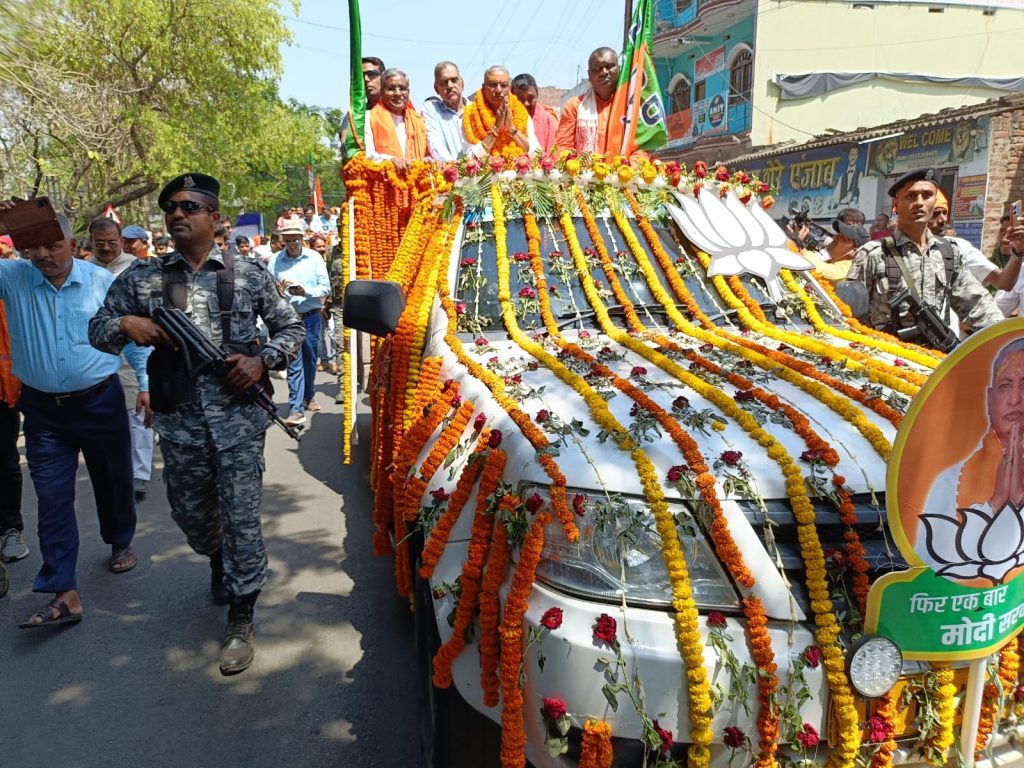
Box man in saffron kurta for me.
[512,73,557,154]
[363,68,429,170]
[555,47,620,155]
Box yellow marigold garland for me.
[929,664,957,765]
[340,200,354,463]
[560,202,863,768]
[579,719,614,768]
[463,91,529,162]
[496,188,714,768]
[779,269,939,370]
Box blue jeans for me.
[287,311,321,414]
[19,376,136,593]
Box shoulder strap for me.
[161,257,189,311]
[880,237,909,302]
[217,249,235,343]
[933,236,955,286]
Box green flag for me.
[609,0,667,154]
[343,0,366,160]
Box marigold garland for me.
[499,513,550,768]
[579,719,614,768]
[391,383,453,522]
[480,493,516,707]
[418,431,492,580]
[399,400,477,520]
[929,664,957,765]
[779,269,939,371]
[561,199,862,768]
[869,690,898,768]
[340,200,354,464]
[432,446,507,688]
[497,189,714,768]
[463,91,529,162]
[977,639,1021,753]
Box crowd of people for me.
[347,46,637,165]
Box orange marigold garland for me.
[479,493,516,707]
[579,719,614,768]
[398,399,477,520]
[869,691,898,768]
[432,445,507,688]
[463,91,529,162]
[418,431,492,580]
[498,513,550,768]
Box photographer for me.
[801,219,870,282]
[845,168,1003,346]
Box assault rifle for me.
[885,288,959,353]
[151,306,301,441]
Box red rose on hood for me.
[540,607,563,630]
[542,697,567,720]
[593,613,617,645]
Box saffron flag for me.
[312,175,324,213]
[608,0,667,156]
[343,0,366,160]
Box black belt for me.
[24,374,116,407]
[301,308,321,318]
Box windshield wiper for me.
[555,303,682,330]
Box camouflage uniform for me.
[846,229,1004,331]
[89,248,303,596]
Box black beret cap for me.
[158,173,220,210]
[887,168,940,198]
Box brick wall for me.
[982,102,1024,255]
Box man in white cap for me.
[268,221,330,427]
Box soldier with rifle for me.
[845,168,1004,351]
[89,173,303,676]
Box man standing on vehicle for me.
[845,168,1004,342]
[89,172,303,675]
[422,61,468,163]
[555,47,621,156]
[929,189,1021,293]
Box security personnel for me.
[89,173,303,675]
[845,168,1003,344]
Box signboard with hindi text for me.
[866,319,1024,660]
[743,144,867,222]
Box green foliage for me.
[0,0,336,228]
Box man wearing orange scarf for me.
[920,339,1024,584]
[364,68,429,170]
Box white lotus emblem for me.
[921,504,1024,584]
[667,190,812,280]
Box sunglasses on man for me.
[162,199,213,215]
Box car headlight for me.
[527,485,740,610]
[847,635,903,698]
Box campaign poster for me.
[743,143,867,221]
[866,117,990,177]
[954,174,987,221]
[692,46,728,140]
[866,320,1024,660]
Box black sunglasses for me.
[363,69,382,79]
[162,199,211,215]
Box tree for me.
[0,0,337,227]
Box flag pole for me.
[623,0,634,45]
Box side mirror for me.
[342,279,406,336]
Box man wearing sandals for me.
[89,173,303,675]
[0,205,137,629]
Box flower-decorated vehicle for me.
[337,152,1022,768]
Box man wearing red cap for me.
[846,168,1003,343]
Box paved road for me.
[0,374,418,768]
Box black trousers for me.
[0,402,22,532]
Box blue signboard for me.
[744,144,867,221]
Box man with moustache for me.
[340,56,386,152]
[464,65,532,159]
[90,173,303,674]
[846,168,1003,339]
[364,68,430,169]
[0,203,136,629]
[555,47,621,155]
[422,61,468,163]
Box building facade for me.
[653,0,1024,166]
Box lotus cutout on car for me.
[921,503,1024,584]
[667,190,812,280]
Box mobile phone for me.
[1013,200,1022,221]
[0,198,64,250]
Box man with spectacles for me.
[85,218,154,503]
[422,61,469,163]
[0,202,137,630]
[89,172,304,675]
[364,68,430,170]
[340,56,386,154]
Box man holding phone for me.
[0,201,137,629]
[267,221,329,428]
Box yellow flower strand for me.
[494,186,714,768]
[607,201,892,461]
[698,252,922,398]
[778,269,939,370]
[560,205,863,768]
[929,664,957,764]
[340,200,353,464]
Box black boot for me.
[209,550,229,605]
[219,591,258,676]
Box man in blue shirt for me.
[422,61,468,163]
[0,204,136,629]
[268,221,330,427]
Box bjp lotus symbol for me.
[667,190,811,280]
